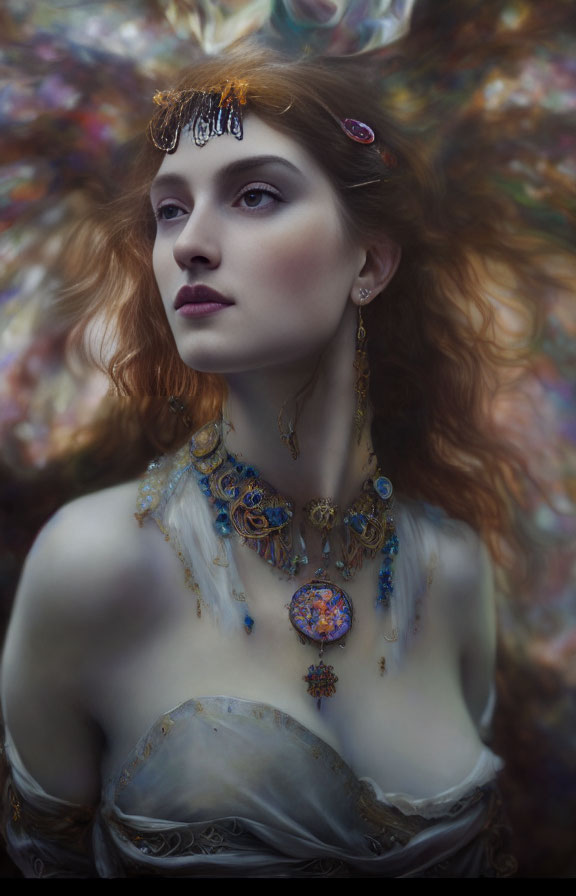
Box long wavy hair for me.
[56,42,554,571]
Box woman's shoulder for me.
[398,498,492,594]
[1,479,157,808]
[398,499,496,724]
[47,477,140,538]
[29,479,145,581]
[397,498,495,653]
[8,478,177,636]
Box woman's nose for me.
[172,208,221,271]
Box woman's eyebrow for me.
[150,155,303,194]
[219,155,302,178]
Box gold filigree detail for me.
[304,497,339,532]
[218,79,249,107]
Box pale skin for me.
[1,117,495,811]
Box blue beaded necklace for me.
[189,420,398,707]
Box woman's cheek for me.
[261,224,347,295]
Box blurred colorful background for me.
[1,0,575,877]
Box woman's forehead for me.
[153,114,323,185]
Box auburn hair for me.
[56,42,553,571]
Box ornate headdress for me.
[148,76,387,157]
[149,80,249,151]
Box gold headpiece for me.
[148,79,249,152]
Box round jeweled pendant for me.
[289,579,353,645]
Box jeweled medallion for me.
[289,580,352,644]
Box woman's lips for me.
[174,285,233,317]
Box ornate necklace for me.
[189,421,398,708]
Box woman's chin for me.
[177,346,318,378]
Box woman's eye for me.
[156,204,185,221]
[236,186,281,210]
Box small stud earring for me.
[358,287,371,303]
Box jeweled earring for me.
[353,292,371,442]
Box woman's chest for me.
[89,556,484,796]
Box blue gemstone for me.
[214,511,232,535]
[215,521,232,535]
[383,534,399,556]
[374,475,393,501]
[264,506,289,527]
[244,614,254,632]
[244,490,263,508]
[349,513,367,534]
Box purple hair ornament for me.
[339,118,375,144]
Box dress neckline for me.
[105,694,503,818]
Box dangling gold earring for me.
[353,290,371,442]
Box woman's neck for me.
[221,305,376,511]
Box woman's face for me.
[150,115,367,376]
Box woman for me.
[0,43,524,877]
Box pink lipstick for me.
[174,285,233,318]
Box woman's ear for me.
[352,237,401,305]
